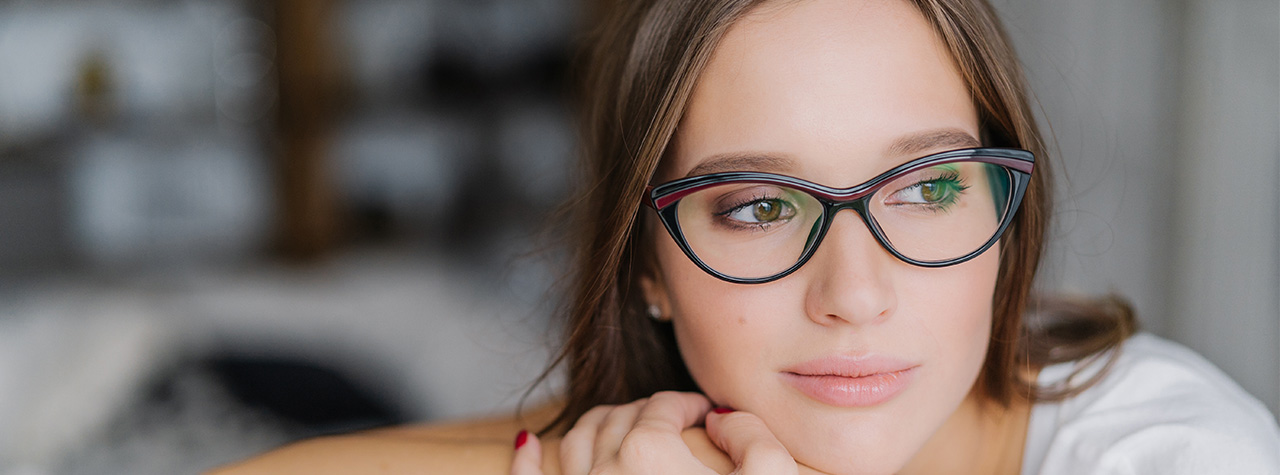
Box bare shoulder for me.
[207,401,566,475]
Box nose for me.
[801,208,898,327]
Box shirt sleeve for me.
[1028,334,1280,475]
[1091,418,1280,474]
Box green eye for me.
[919,181,950,203]
[888,171,969,210]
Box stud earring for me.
[646,304,664,321]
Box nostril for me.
[801,215,899,327]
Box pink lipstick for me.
[781,355,919,407]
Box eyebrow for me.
[681,128,981,178]
[885,129,981,157]
[683,152,794,177]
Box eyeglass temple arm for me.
[642,185,657,209]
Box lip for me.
[780,355,920,407]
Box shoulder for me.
[206,402,565,475]
[1024,333,1280,474]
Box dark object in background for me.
[422,46,573,255]
[54,352,410,474]
[274,0,343,262]
[203,354,408,437]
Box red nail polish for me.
[712,407,734,414]
[514,430,529,449]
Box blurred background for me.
[0,0,1274,473]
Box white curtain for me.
[992,0,1280,415]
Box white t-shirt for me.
[1021,332,1280,474]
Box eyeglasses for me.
[644,147,1035,284]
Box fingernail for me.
[712,406,734,414]
[514,429,529,449]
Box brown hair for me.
[534,0,1137,435]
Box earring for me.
[646,304,664,321]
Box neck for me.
[898,382,1036,475]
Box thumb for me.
[510,430,544,475]
[705,408,798,475]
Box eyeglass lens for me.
[672,161,1013,280]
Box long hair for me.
[534,0,1136,435]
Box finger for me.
[592,400,644,466]
[705,409,798,475]
[510,430,543,475]
[630,391,713,436]
[608,392,712,470]
[560,405,614,475]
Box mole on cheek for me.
[737,315,747,326]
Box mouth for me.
[780,356,920,407]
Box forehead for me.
[669,0,979,185]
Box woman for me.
[216,0,1280,473]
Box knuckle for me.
[725,409,762,422]
[744,438,787,455]
[617,427,666,457]
[713,410,755,430]
[649,390,694,406]
[631,417,676,435]
[570,405,621,435]
[728,410,769,430]
[581,405,616,422]
[645,391,677,408]
[650,390,680,399]
[560,429,591,457]
[615,437,653,466]
[648,390,691,404]
[600,407,643,437]
[599,407,631,428]
[562,424,591,445]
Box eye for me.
[908,181,952,203]
[722,198,796,225]
[887,172,969,208]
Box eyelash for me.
[898,171,968,212]
[702,170,967,232]
[713,193,786,230]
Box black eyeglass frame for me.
[643,147,1036,284]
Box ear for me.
[639,269,673,321]
[636,208,675,321]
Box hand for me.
[509,391,800,475]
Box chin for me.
[759,402,918,475]
[796,443,911,475]
[761,375,957,475]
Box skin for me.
[641,0,1016,473]
[211,1,1037,474]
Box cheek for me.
[654,232,793,403]
[906,248,999,390]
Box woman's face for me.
[644,1,998,473]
